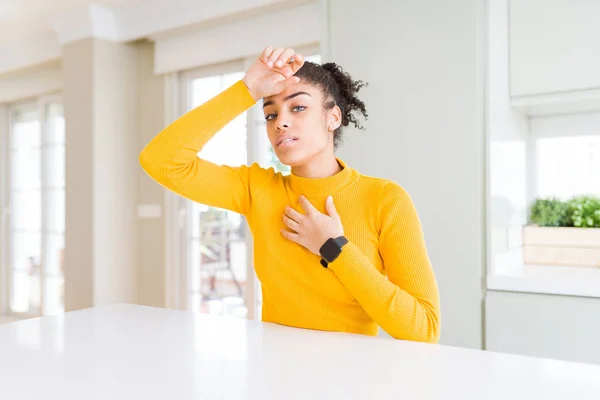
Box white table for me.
[1,304,599,399]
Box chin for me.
[274,148,309,168]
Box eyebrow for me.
[263,91,312,108]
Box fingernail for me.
[268,61,273,67]
[276,60,283,67]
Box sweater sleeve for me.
[327,182,441,343]
[139,80,272,216]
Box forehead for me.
[263,81,320,105]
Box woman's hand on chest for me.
[280,195,344,256]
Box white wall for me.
[486,291,600,365]
[63,38,139,310]
[63,38,95,310]
[153,1,320,74]
[92,39,139,306]
[509,0,600,97]
[137,41,167,307]
[0,61,62,103]
[324,0,485,349]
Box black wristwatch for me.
[319,236,348,268]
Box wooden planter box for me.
[523,226,600,267]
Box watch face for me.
[322,239,342,262]
[333,236,349,247]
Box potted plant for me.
[523,195,600,267]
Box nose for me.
[275,109,290,131]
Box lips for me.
[276,135,299,147]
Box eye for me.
[292,105,306,112]
[265,113,276,122]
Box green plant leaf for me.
[566,195,600,228]
[529,197,569,227]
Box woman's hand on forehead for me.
[242,46,305,100]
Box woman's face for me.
[263,81,340,167]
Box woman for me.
[140,46,441,343]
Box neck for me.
[287,156,357,197]
[291,151,342,179]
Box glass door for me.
[182,68,250,318]
[6,98,65,317]
[9,105,42,315]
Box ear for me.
[327,105,342,131]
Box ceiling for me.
[0,0,132,41]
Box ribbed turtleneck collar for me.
[287,158,359,197]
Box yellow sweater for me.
[139,80,441,343]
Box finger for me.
[284,206,304,223]
[298,195,317,215]
[260,46,274,65]
[273,76,300,93]
[325,196,339,219]
[280,228,300,243]
[290,53,305,74]
[275,48,295,68]
[283,215,300,232]
[268,47,285,67]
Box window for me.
[535,135,600,200]
[487,111,600,297]
[2,98,65,317]
[531,112,600,202]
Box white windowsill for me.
[487,264,600,299]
